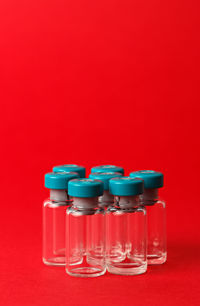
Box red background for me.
[0,0,200,305]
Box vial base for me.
[106,245,127,263]
[66,267,106,278]
[66,255,106,277]
[43,257,65,266]
[107,259,147,276]
[147,253,167,265]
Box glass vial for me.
[89,172,123,207]
[43,172,79,266]
[53,164,86,178]
[66,179,106,277]
[91,165,124,175]
[130,170,167,265]
[106,177,147,275]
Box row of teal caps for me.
[45,164,164,197]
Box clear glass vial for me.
[130,170,166,265]
[43,171,79,266]
[53,164,86,178]
[66,179,106,277]
[106,177,147,275]
[91,165,124,175]
[89,172,123,207]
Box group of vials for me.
[43,164,166,277]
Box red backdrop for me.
[0,0,200,305]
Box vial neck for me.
[99,190,114,207]
[72,197,99,209]
[117,195,140,208]
[50,189,69,202]
[142,188,159,205]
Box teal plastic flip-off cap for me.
[91,165,124,175]
[68,179,104,198]
[129,170,164,189]
[45,172,79,190]
[53,164,86,178]
[109,177,144,196]
[89,172,123,190]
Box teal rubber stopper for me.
[68,179,104,198]
[109,177,144,196]
[89,172,122,190]
[91,165,124,175]
[45,172,79,190]
[53,164,86,178]
[129,170,164,189]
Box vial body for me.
[66,199,106,277]
[106,196,147,275]
[146,199,167,264]
[43,196,71,266]
[129,170,166,264]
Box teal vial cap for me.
[68,179,104,198]
[91,165,124,175]
[45,172,79,190]
[53,164,86,178]
[89,172,123,190]
[129,170,164,189]
[109,177,144,196]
